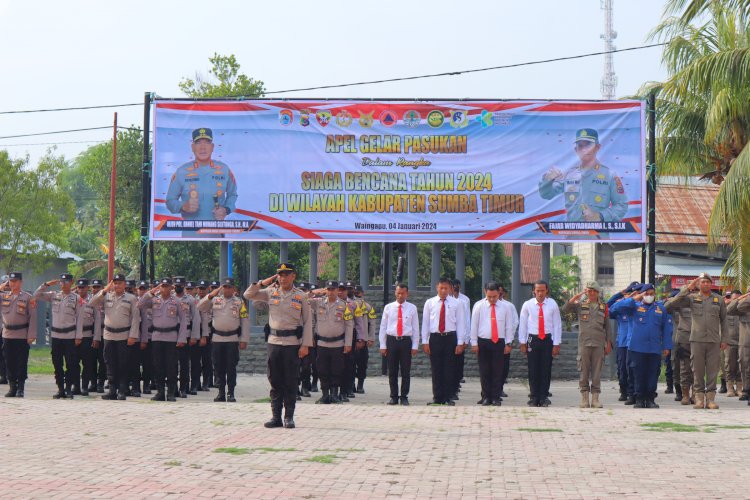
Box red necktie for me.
[490,303,499,343]
[397,304,403,337]
[439,299,446,333]
[538,302,546,340]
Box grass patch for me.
[304,454,339,464]
[516,428,563,433]
[28,346,54,375]
[640,422,700,432]
[214,447,250,455]
[164,460,182,466]
[703,424,750,430]
[253,397,272,403]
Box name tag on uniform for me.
[655,308,663,314]
[637,307,646,312]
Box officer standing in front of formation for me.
[470,281,514,407]
[309,280,353,404]
[665,288,695,405]
[89,274,141,400]
[196,280,214,391]
[353,284,377,394]
[670,273,728,409]
[35,274,81,399]
[607,282,639,403]
[137,279,188,402]
[421,277,467,406]
[723,290,741,397]
[563,281,612,409]
[199,277,249,403]
[1,272,37,398]
[727,290,750,403]
[379,283,419,406]
[89,279,107,393]
[75,279,100,396]
[245,264,312,429]
[519,280,562,407]
[609,284,672,408]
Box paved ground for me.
[2,374,750,499]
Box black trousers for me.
[103,339,129,392]
[127,343,143,389]
[0,336,6,380]
[455,350,466,391]
[343,335,356,390]
[213,341,239,390]
[141,341,153,388]
[152,341,178,388]
[178,344,190,390]
[316,345,344,390]
[478,338,506,401]
[299,346,316,388]
[51,337,79,389]
[428,332,457,403]
[267,343,300,409]
[502,352,511,386]
[354,343,369,382]
[77,337,94,387]
[189,342,202,388]
[94,337,107,383]
[527,335,553,402]
[3,338,29,384]
[200,337,213,386]
[386,335,413,398]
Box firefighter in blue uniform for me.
[607,281,639,402]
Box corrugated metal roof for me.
[503,243,542,284]
[655,183,719,244]
[655,263,725,276]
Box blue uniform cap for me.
[192,128,213,143]
[575,128,599,144]
[625,281,641,293]
[639,283,655,292]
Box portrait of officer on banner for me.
[538,128,628,223]
[165,127,238,223]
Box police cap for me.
[192,128,213,143]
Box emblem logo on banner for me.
[449,110,469,128]
[299,109,311,127]
[379,110,397,128]
[403,110,421,128]
[316,110,333,127]
[279,109,293,126]
[335,110,353,127]
[427,110,444,128]
[476,110,493,128]
[358,111,374,128]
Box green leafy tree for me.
[179,53,266,98]
[549,255,581,328]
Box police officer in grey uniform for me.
[138,278,188,402]
[727,290,750,402]
[89,279,107,393]
[539,128,628,223]
[665,288,695,405]
[165,128,238,224]
[198,277,249,403]
[35,273,82,399]
[75,278,100,396]
[89,273,141,400]
[296,282,315,398]
[196,280,213,390]
[309,281,353,404]
[1,272,37,398]
[354,285,378,394]
[174,276,200,398]
[245,263,313,429]
[670,273,729,409]
[562,281,613,408]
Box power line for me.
[0,139,109,147]
[0,103,140,115]
[0,126,142,140]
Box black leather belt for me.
[431,330,456,337]
[51,325,76,333]
[214,328,241,337]
[151,325,179,333]
[317,333,345,342]
[4,323,29,331]
[272,329,299,338]
[105,325,130,334]
[388,335,410,341]
[82,324,94,332]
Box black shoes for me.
[481,398,492,406]
[356,381,365,394]
[300,386,311,397]
[188,386,198,396]
[624,396,636,405]
[283,418,295,429]
[151,391,166,401]
[618,393,628,402]
[214,391,226,402]
[264,418,283,428]
[226,392,236,403]
[719,379,728,393]
[400,396,409,406]
[387,397,399,405]
[491,400,502,406]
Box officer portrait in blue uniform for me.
[165,128,238,221]
[539,128,628,222]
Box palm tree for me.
[643,0,750,289]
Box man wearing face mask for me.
[610,284,672,408]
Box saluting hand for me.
[543,167,564,182]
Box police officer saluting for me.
[89,273,141,400]
[35,274,82,399]
[245,264,313,429]
[75,278,100,396]
[174,277,200,398]
[1,272,37,398]
[198,277,249,403]
[137,278,188,402]
[309,280,353,404]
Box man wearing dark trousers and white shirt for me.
[519,280,562,407]
[421,277,467,406]
[471,282,515,406]
[379,283,419,406]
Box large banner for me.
[151,99,645,242]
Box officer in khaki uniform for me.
[245,263,312,429]
[665,289,695,405]
[35,274,82,399]
[563,281,612,408]
[723,291,741,397]
[75,279,100,396]
[670,273,729,409]
[198,278,249,402]
[354,284,377,394]
[727,291,750,402]
[89,273,141,401]
[309,280,353,404]
[173,277,200,398]
[1,272,37,398]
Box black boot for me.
[87,381,97,393]
[347,385,356,398]
[80,381,89,396]
[214,385,226,402]
[130,382,141,398]
[188,384,198,396]
[339,386,349,403]
[5,382,17,398]
[226,387,236,403]
[674,384,682,402]
[283,405,295,429]
[310,380,318,393]
[618,392,627,402]
[151,385,166,401]
[300,382,311,398]
[647,398,660,409]
[665,383,674,394]
[330,386,342,404]
[356,380,365,394]
[53,384,66,399]
[387,396,399,405]
[632,398,642,408]
[624,395,636,405]
[166,384,177,402]
[264,401,283,428]
[0,375,7,384]
[72,384,82,396]
[101,386,117,400]
[719,378,728,394]
[96,381,105,393]
[15,381,24,398]
[315,388,330,404]
[179,386,188,398]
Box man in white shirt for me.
[379,283,419,406]
[452,279,471,399]
[471,282,514,406]
[519,280,562,407]
[421,277,467,405]
[499,285,519,398]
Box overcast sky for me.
[0,0,671,165]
